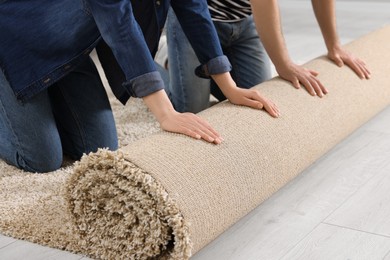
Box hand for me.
[327,46,371,79]
[210,72,280,118]
[159,111,223,144]
[225,87,280,118]
[143,89,222,144]
[276,62,328,98]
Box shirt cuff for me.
[195,55,232,79]
[123,71,165,98]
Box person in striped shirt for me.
[165,0,370,113]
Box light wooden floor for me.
[1,0,389,259]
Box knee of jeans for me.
[88,136,118,155]
[16,146,63,173]
[69,135,119,160]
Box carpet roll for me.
[66,26,390,259]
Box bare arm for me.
[250,0,328,97]
[311,0,370,79]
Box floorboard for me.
[280,223,390,260]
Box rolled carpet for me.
[66,26,390,259]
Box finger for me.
[300,78,316,96]
[180,127,202,141]
[358,61,371,79]
[308,76,324,98]
[269,100,281,116]
[348,60,365,79]
[356,58,367,66]
[334,56,344,67]
[243,98,264,110]
[308,69,319,77]
[195,124,222,144]
[292,77,300,89]
[251,92,280,117]
[185,116,222,144]
[316,77,328,95]
[182,125,219,144]
[192,114,221,138]
[262,99,279,118]
[311,75,328,96]
[270,100,280,115]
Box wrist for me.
[142,89,176,124]
[275,60,296,76]
[327,41,342,54]
[210,72,238,96]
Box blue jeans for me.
[166,10,271,113]
[0,58,118,173]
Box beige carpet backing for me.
[1,26,390,259]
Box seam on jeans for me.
[173,27,188,112]
[57,85,88,156]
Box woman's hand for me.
[327,46,371,79]
[143,89,222,144]
[159,111,222,144]
[225,87,280,118]
[276,62,328,97]
[211,72,280,118]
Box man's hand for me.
[328,47,371,79]
[276,62,328,97]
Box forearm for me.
[142,89,176,124]
[210,72,237,97]
[311,0,341,52]
[250,0,292,70]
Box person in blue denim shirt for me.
[0,0,279,173]
[166,0,370,113]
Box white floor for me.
[1,0,389,259]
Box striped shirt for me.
[208,0,252,22]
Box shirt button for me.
[156,0,160,6]
[43,78,51,84]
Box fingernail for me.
[196,134,201,139]
[208,137,214,142]
[215,138,222,144]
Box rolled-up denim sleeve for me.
[195,56,231,79]
[123,71,163,98]
[170,0,232,79]
[85,0,163,99]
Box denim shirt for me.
[0,0,231,104]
